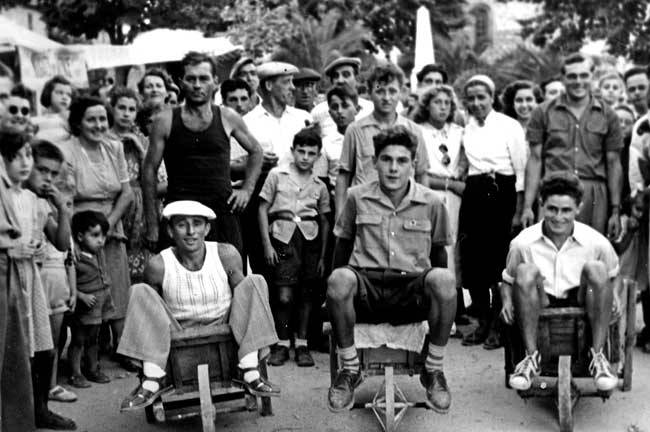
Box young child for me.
[69,210,115,388]
[598,72,625,106]
[0,132,76,430]
[259,126,331,367]
[26,140,78,403]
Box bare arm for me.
[334,171,351,219]
[226,109,263,195]
[143,110,171,246]
[43,190,72,251]
[108,182,133,233]
[218,242,245,288]
[318,214,330,274]
[258,199,278,266]
[606,150,623,239]
[521,144,542,227]
[142,254,165,296]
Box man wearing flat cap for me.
[230,56,261,110]
[293,67,321,112]
[241,61,313,274]
[457,74,527,347]
[311,56,373,139]
[143,51,263,256]
[118,200,280,411]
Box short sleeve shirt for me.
[334,179,452,272]
[502,221,619,298]
[338,114,430,186]
[526,94,623,180]
[259,164,330,244]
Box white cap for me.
[465,74,496,95]
[162,201,216,220]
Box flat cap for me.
[293,67,321,82]
[256,62,299,80]
[162,201,216,220]
[323,57,361,77]
[229,57,255,79]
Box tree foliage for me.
[519,0,650,62]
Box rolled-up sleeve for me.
[502,241,525,284]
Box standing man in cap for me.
[241,61,313,275]
[142,51,263,255]
[119,200,280,411]
[230,57,261,110]
[293,68,321,112]
[311,56,373,139]
[522,52,623,238]
[458,74,527,348]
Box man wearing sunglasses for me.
[522,52,623,240]
[1,84,34,135]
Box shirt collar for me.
[277,162,317,181]
[554,93,603,112]
[468,108,496,127]
[366,178,426,209]
[535,220,586,246]
[358,112,405,128]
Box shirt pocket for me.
[401,218,432,255]
[355,214,383,250]
[585,116,607,150]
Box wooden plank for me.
[385,366,395,432]
[217,342,231,382]
[623,279,637,391]
[259,360,273,416]
[171,324,233,341]
[197,364,216,432]
[557,356,573,432]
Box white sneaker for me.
[589,348,617,391]
[509,351,541,391]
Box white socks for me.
[238,351,260,383]
[142,361,166,392]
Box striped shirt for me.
[160,242,231,326]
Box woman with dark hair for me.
[60,96,133,368]
[34,75,73,144]
[109,87,167,286]
[137,68,171,113]
[500,80,543,128]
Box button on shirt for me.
[463,110,527,192]
[243,104,312,164]
[502,221,619,298]
[334,179,452,273]
[526,94,623,181]
[259,164,330,244]
[339,114,430,186]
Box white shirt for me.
[244,104,312,164]
[462,110,527,192]
[420,122,464,179]
[311,97,374,139]
[502,221,619,298]
[313,128,344,186]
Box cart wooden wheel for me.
[197,364,216,432]
[385,366,395,432]
[558,355,573,432]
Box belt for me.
[268,213,319,224]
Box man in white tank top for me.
[117,201,280,412]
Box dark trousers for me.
[0,251,36,432]
[459,174,516,324]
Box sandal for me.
[120,376,172,412]
[232,367,281,397]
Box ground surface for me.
[41,316,650,432]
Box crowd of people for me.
[0,47,649,430]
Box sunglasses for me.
[8,105,30,116]
[439,144,450,166]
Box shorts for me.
[74,288,115,326]
[40,264,70,315]
[347,266,431,325]
[270,230,321,288]
[546,287,581,308]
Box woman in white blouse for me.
[457,75,527,349]
[414,85,467,325]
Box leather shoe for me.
[420,369,451,413]
[268,345,290,366]
[295,346,315,367]
[35,410,77,430]
[327,369,362,412]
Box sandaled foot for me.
[120,376,172,411]
[68,374,91,389]
[36,410,77,430]
[49,385,78,402]
[233,367,281,397]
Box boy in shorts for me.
[26,140,78,403]
[258,126,331,367]
[68,210,115,388]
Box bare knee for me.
[424,268,456,301]
[327,268,357,303]
[581,261,608,286]
[514,263,540,293]
[276,286,293,305]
